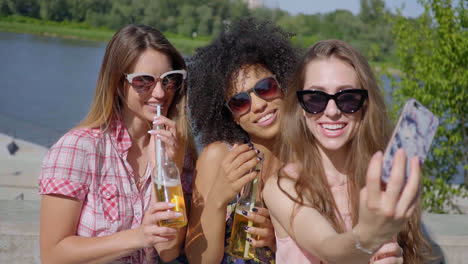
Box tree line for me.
[1,0,400,63]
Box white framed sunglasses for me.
[124,69,187,94]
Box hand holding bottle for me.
[242,207,276,251]
[149,105,187,228]
[211,144,259,206]
[148,115,179,161]
[138,201,180,248]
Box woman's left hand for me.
[243,207,276,252]
[148,115,179,161]
[370,242,403,264]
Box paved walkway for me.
[0,133,47,200]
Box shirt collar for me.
[109,118,132,157]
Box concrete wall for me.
[1,200,468,263]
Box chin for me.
[317,138,349,152]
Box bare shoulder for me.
[197,141,230,165]
[193,142,230,197]
[263,161,317,214]
[264,163,299,203]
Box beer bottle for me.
[152,105,187,228]
[227,152,264,259]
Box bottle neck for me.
[238,154,264,207]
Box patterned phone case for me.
[381,98,439,183]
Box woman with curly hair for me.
[263,39,431,263]
[184,17,299,263]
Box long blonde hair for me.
[76,24,196,157]
[278,39,430,263]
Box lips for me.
[145,102,164,112]
[255,110,278,127]
[319,122,347,137]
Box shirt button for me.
[105,192,110,197]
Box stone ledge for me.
[1,200,468,263]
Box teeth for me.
[148,103,161,107]
[321,123,345,130]
[258,113,273,123]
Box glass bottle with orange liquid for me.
[152,105,187,228]
[227,152,264,259]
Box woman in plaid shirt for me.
[39,24,196,264]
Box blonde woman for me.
[39,24,196,264]
[263,39,431,263]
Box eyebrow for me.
[305,85,358,91]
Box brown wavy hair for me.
[76,24,196,158]
[278,39,431,263]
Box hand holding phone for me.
[381,98,439,183]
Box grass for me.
[0,15,210,55]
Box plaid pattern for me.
[39,119,193,264]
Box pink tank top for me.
[275,170,352,264]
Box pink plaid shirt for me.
[40,119,193,264]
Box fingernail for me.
[252,207,258,212]
[242,210,248,216]
[147,130,154,134]
[244,226,249,231]
[254,149,260,154]
[174,212,182,217]
[168,203,176,207]
[246,238,252,242]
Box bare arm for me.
[264,150,420,264]
[40,194,180,264]
[185,143,259,264]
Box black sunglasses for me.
[226,76,281,116]
[124,70,186,94]
[296,89,368,114]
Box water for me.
[0,32,105,147]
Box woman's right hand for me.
[210,144,260,206]
[138,202,180,248]
[356,149,421,252]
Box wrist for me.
[206,190,229,210]
[128,226,146,250]
[352,225,380,255]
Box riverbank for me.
[0,16,210,55]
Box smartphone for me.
[381,98,439,183]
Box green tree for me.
[359,0,386,25]
[0,0,40,17]
[196,5,213,36]
[391,0,468,213]
[39,0,70,21]
[177,5,196,37]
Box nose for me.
[151,81,166,99]
[250,93,267,113]
[323,98,341,117]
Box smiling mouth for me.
[257,112,275,123]
[320,123,346,131]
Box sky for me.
[265,0,426,17]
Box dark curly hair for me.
[188,17,300,147]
